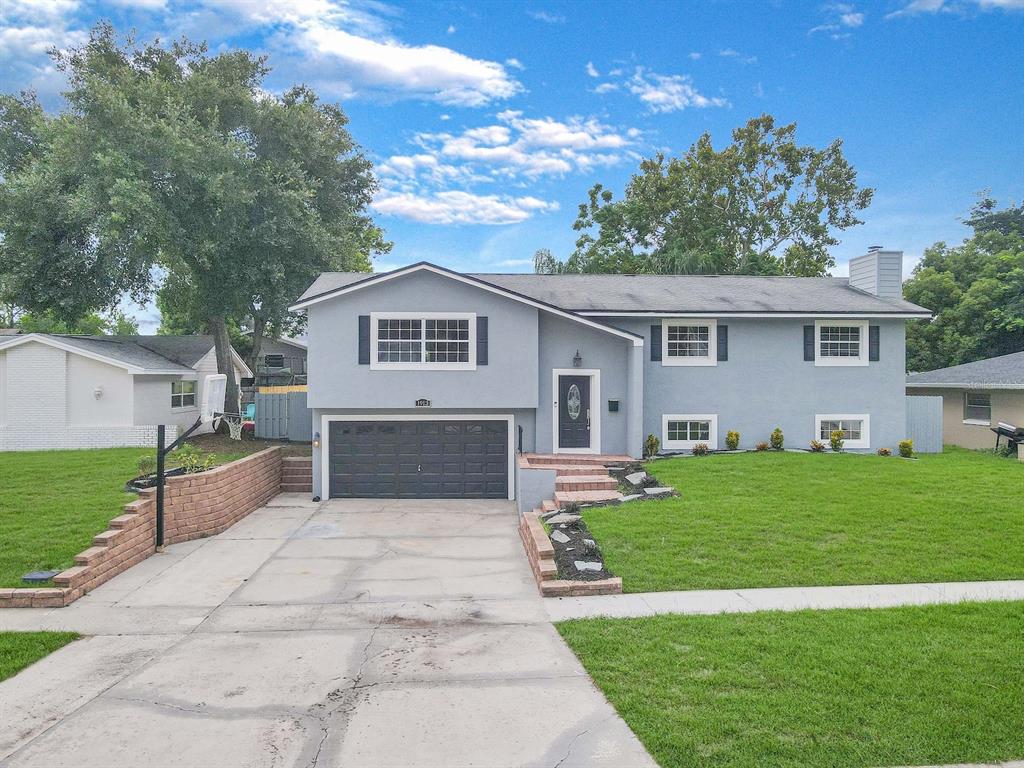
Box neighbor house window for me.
[662,319,717,366]
[662,414,718,450]
[815,320,869,366]
[963,392,992,425]
[815,414,870,449]
[171,380,196,408]
[371,313,475,370]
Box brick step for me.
[282,457,312,464]
[541,499,558,513]
[281,484,312,493]
[522,453,632,467]
[555,489,623,505]
[282,469,312,478]
[522,463,602,475]
[555,475,618,492]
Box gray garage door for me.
[328,420,508,499]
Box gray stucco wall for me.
[306,270,539,410]
[535,312,635,455]
[606,317,910,452]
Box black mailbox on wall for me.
[608,399,620,413]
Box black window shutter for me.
[477,316,488,365]
[650,324,662,362]
[358,315,370,364]
[803,325,815,361]
[717,325,728,361]
[869,325,880,361]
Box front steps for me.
[281,457,312,493]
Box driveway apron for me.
[0,495,655,768]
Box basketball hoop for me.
[201,374,227,424]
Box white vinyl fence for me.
[905,395,943,453]
[254,391,313,442]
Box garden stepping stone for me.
[620,494,643,503]
[546,513,581,524]
[574,561,603,572]
[624,471,648,486]
[550,529,571,544]
[643,487,673,497]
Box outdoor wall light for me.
[312,431,321,448]
[93,385,104,399]
[572,350,582,368]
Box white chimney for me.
[848,247,903,298]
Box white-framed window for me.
[963,392,992,425]
[815,413,870,449]
[171,380,196,409]
[370,312,476,371]
[662,413,718,450]
[815,320,869,367]
[662,319,717,366]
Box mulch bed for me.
[546,516,615,582]
[187,433,312,457]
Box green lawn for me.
[587,448,1024,592]
[0,632,79,682]
[558,601,1024,768]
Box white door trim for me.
[320,413,515,500]
[551,368,601,455]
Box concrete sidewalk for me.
[545,579,1024,622]
[0,495,655,768]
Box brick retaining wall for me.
[519,510,622,598]
[0,448,284,609]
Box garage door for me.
[328,420,508,499]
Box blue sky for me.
[1,0,1022,330]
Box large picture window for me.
[371,313,476,370]
[171,380,196,408]
[963,392,992,425]
[815,320,869,367]
[661,319,717,366]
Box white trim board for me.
[288,262,644,347]
[579,311,932,319]
[319,413,515,501]
[0,334,192,376]
[551,368,601,455]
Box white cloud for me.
[688,52,701,60]
[719,48,758,64]
[108,0,168,9]
[0,23,85,57]
[810,4,866,35]
[585,61,599,77]
[527,9,566,23]
[373,190,558,225]
[886,0,1023,17]
[505,57,524,70]
[1,0,79,19]
[447,24,456,34]
[593,82,618,94]
[627,68,728,113]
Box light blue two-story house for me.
[290,248,931,501]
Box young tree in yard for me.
[903,197,1024,372]
[536,115,873,276]
[0,25,388,411]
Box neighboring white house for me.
[0,334,251,451]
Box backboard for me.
[201,374,227,423]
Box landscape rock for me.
[550,529,571,544]
[546,513,581,524]
[574,561,603,572]
[643,486,674,497]
[624,471,648,486]
[620,494,643,503]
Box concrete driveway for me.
[0,495,654,768]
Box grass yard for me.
[558,601,1024,768]
[0,632,79,682]
[586,448,1024,592]
[0,437,290,588]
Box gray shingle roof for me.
[109,335,218,368]
[906,351,1024,389]
[50,335,199,373]
[296,267,931,316]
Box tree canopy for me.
[0,24,388,408]
[536,115,872,276]
[904,197,1024,372]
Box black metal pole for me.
[156,424,165,549]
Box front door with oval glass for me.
[557,374,591,449]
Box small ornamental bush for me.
[725,430,740,451]
[877,447,892,456]
[770,427,784,450]
[898,439,914,458]
[644,433,660,459]
[830,429,845,452]
[755,441,769,452]
[809,439,826,452]
[137,454,156,476]
[692,442,710,456]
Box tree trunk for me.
[209,314,240,416]
[247,311,265,378]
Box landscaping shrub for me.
[137,454,155,476]
[755,441,769,452]
[175,443,216,474]
[877,447,892,456]
[692,443,710,456]
[830,429,845,452]
[809,440,826,452]
[644,433,660,458]
[725,430,740,451]
[899,439,914,458]
[770,427,784,450]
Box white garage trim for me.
[320,413,515,501]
